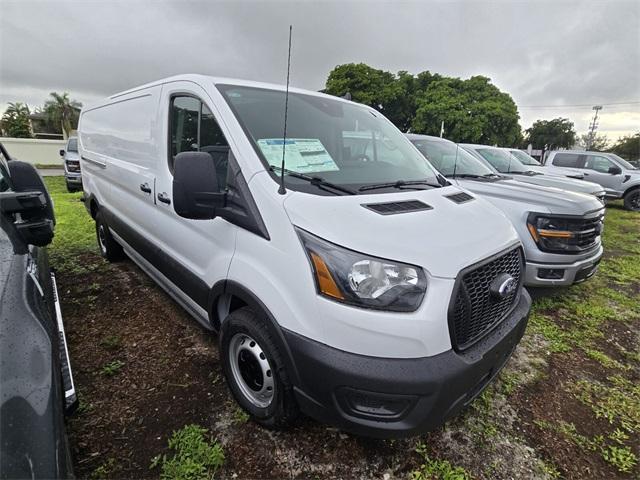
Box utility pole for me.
[586,105,602,150]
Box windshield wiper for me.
[358,179,441,192]
[269,166,356,195]
[450,173,484,179]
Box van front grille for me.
[449,247,523,350]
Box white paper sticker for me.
[257,138,339,173]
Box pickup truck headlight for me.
[526,213,602,254]
[296,228,427,311]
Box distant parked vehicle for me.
[545,150,640,211]
[0,143,76,478]
[461,144,606,202]
[407,134,605,287]
[504,148,585,180]
[59,136,82,192]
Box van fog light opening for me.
[296,228,427,312]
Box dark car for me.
[0,142,76,479]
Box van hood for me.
[506,172,601,195]
[283,185,519,279]
[452,178,603,215]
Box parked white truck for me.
[78,75,532,438]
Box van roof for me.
[94,74,355,107]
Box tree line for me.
[324,63,638,159]
[1,92,81,139]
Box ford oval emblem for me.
[490,273,518,300]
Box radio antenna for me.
[453,144,459,178]
[278,25,293,195]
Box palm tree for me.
[1,102,32,138]
[43,92,82,139]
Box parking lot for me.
[42,176,639,479]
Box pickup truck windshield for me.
[217,85,440,193]
[509,149,540,166]
[67,138,78,152]
[608,153,638,170]
[411,140,495,177]
[476,148,529,173]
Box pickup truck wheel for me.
[623,188,640,211]
[220,307,298,429]
[95,211,125,261]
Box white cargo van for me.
[78,75,531,438]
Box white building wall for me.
[0,137,65,165]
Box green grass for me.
[100,360,125,376]
[150,425,224,480]
[44,176,97,270]
[36,163,63,169]
[410,442,471,480]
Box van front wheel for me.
[95,211,125,261]
[220,307,298,429]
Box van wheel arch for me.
[209,281,300,386]
[88,196,99,219]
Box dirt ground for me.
[59,251,638,480]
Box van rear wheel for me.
[220,307,298,429]
[623,188,640,211]
[95,211,125,261]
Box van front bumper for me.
[524,245,603,287]
[283,290,531,439]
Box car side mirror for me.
[172,151,226,219]
[0,161,55,247]
[608,165,622,175]
[59,149,65,157]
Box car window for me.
[585,155,614,173]
[67,138,78,152]
[476,148,528,173]
[510,150,540,166]
[552,153,583,168]
[169,96,229,191]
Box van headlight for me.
[296,228,427,312]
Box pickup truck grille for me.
[566,214,604,251]
[66,160,80,172]
[449,247,523,351]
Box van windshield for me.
[217,85,440,194]
[411,139,495,177]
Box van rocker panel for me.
[283,289,531,438]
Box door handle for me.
[583,172,589,176]
[140,183,152,194]
[157,192,171,205]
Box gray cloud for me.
[1,0,638,136]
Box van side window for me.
[552,153,584,168]
[585,155,613,173]
[169,96,229,191]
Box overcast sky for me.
[1,0,638,140]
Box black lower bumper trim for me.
[283,290,531,438]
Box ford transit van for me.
[407,135,606,287]
[78,75,530,438]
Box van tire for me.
[623,187,640,211]
[220,307,298,429]
[95,211,125,261]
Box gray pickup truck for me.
[545,150,640,211]
[461,143,606,203]
[407,134,605,287]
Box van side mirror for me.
[608,165,622,175]
[172,151,226,219]
[1,161,55,247]
[59,149,65,157]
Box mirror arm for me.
[0,191,47,215]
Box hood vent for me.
[446,192,475,204]
[363,200,433,215]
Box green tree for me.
[524,118,576,150]
[609,132,640,160]
[1,102,32,138]
[411,75,522,146]
[43,92,82,139]
[577,133,610,151]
